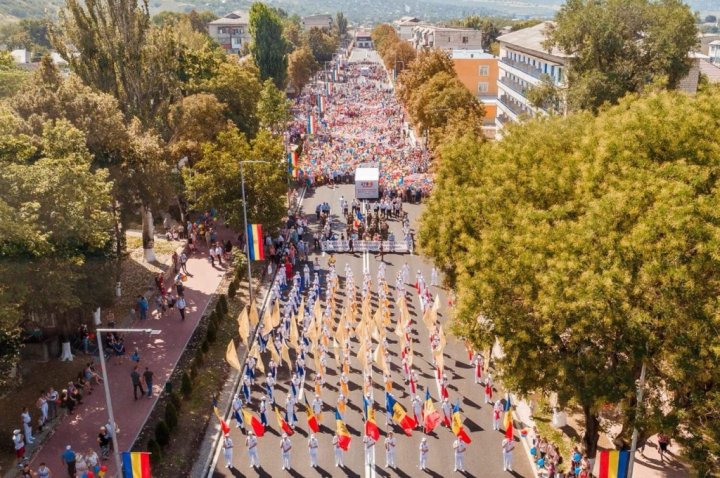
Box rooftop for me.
[700,59,720,83]
[302,14,333,20]
[451,50,495,60]
[497,21,570,58]
[209,10,249,25]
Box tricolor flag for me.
[503,410,514,440]
[423,389,441,434]
[386,392,415,436]
[335,409,351,450]
[122,452,151,478]
[598,450,630,478]
[275,407,294,435]
[246,224,265,261]
[307,114,317,135]
[451,401,472,444]
[304,398,320,433]
[242,409,265,437]
[364,401,380,442]
[287,151,299,178]
[317,95,326,114]
[212,398,230,436]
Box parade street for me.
[210,182,533,478]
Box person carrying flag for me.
[312,394,323,424]
[308,434,319,468]
[332,432,344,467]
[363,434,376,467]
[280,433,292,470]
[232,394,244,430]
[259,396,268,427]
[223,434,234,469]
[484,378,493,404]
[493,401,503,431]
[502,436,515,472]
[442,397,452,427]
[246,431,259,468]
[419,437,429,470]
[453,437,467,472]
[412,395,422,427]
[385,431,397,469]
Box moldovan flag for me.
[365,405,381,441]
[452,401,472,444]
[386,392,415,436]
[243,409,265,437]
[225,339,242,371]
[335,409,351,450]
[503,410,514,440]
[317,94,326,114]
[423,389,441,434]
[598,450,630,478]
[305,398,320,433]
[287,150,299,178]
[122,452,151,478]
[247,224,265,261]
[307,113,317,135]
[212,399,231,436]
[275,407,294,435]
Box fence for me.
[321,239,412,254]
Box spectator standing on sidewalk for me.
[21,407,34,444]
[131,366,145,400]
[47,387,58,421]
[61,445,76,478]
[143,367,154,398]
[177,296,187,321]
[136,296,148,321]
[97,427,110,460]
[180,252,189,274]
[36,462,52,478]
[13,429,25,465]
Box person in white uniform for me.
[419,437,429,470]
[333,433,344,467]
[363,434,376,467]
[453,438,466,472]
[246,431,259,468]
[384,431,396,468]
[280,433,292,470]
[308,434,319,468]
[223,435,233,468]
[502,437,515,472]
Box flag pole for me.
[627,362,646,478]
[240,161,253,306]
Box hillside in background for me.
[0,0,717,26]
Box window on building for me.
[218,27,228,34]
[462,36,469,44]
[478,82,489,94]
[479,65,489,76]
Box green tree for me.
[282,18,304,51]
[288,46,319,93]
[335,12,348,36]
[307,27,339,63]
[370,24,398,57]
[0,51,31,99]
[397,49,456,105]
[421,88,720,469]
[381,39,416,77]
[184,128,287,230]
[168,93,231,167]
[257,79,291,133]
[249,2,289,89]
[546,0,698,111]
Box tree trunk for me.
[112,200,124,259]
[582,403,601,459]
[141,204,156,262]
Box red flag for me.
[504,411,514,440]
[423,391,441,434]
[365,407,380,442]
[243,409,265,437]
[213,405,230,435]
[305,401,320,433]
[275,407,294,435]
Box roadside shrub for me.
[181,372,192,397]
[228,280,238,298]
[170,391,182,411]
[201,338,209,353]
[218,294,228,315]
[147,438,162,462]
[165,402,178,431]
[154,420,170,447]
[207,321,217,343]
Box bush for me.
[165,402,178,431]
[147,438,162,462]
[206,321,217,343]
[181,372,192,397]
[170,391,182,411]
[154,420,171,447]
[228,280,238,298]
[218,294,228,314]
[201,338,209,353]
[194,347,204,366]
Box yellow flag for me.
[438,324,447,350]
[289,312,299,350]
[374,343,385,370]
[434,347,444,372]
[237,308,250,345]
[280,341,292,369]
[313,299,322,325]
[226,339,242,371]
[373,306,384,331]
[297,298,305,329]
[270,300,281,329]
[269,342,281,365]
[357,339,368,372]
[249,300,260,327]
[251,346,265,374]
[332,338,341,367]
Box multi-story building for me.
[495,21,570,132]
[451,50,499,139]
[207,11,250,54]
[411,25,483,51]
[302,14,333,32]
[354,30,373,49]
[393,16,423,40]
[709,40,720,65]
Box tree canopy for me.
[249,2,289,89]
[420,87,720,472]
[288,46,319,93]
[546,0,698,111]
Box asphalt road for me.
[210,182,533,478]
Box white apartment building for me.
[393,16,423,40]
[495,22,569,132]
[411,25,484,51]
[302,14,333,32]
[709,40,720,65]
[207,11,250,54]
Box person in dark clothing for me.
[131,366,144,400]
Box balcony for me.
[498,95,532,118]
[498,76,528,97]
[500,57,544,80]
[496,114,513,126]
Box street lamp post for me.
[96,328,161,478]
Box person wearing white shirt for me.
[308,434,319,468]
[385,431,396,468]
[502,437,515,472]
[280,433,292,470]
[453,438,467,472]
[223,435,234,468]
[363,435,376,466]
[419,437,429,470]
[246,432,259,468]
[333,433,344,467]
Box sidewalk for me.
[25,234,232,477]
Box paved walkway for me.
[27,232,232,477]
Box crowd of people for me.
[294,61,432,199]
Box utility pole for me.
[627,362,647,478]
